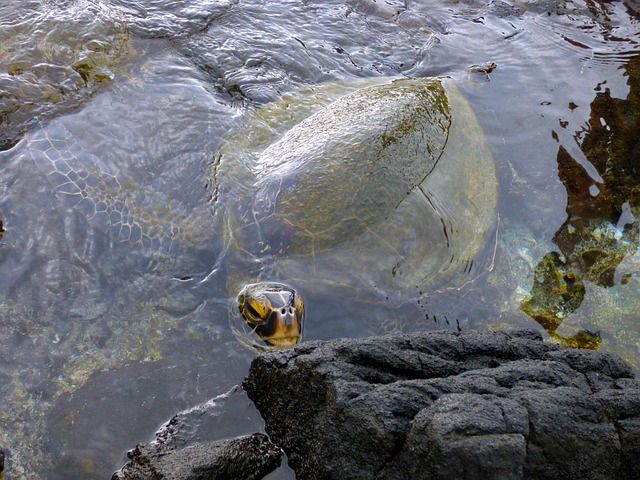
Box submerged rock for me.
[0,1,133,151]
[244,329,640,480]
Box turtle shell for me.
[217,76,498,322]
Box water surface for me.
[0,0,639,478]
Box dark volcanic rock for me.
[112,433,281,480]
[111,389,283,480]
[243,329,640,480]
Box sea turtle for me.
[216,75,498,348]
[26,74,498,350]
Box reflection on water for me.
[521,52,640,349]
[0,0,638,478]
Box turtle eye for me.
[245,301,263,321]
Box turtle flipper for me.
[26,120,184,255]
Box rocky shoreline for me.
[113,329,640,479]
[112,433,282,480]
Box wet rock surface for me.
[112,432,281,480]
[111,388,283,480]
[244,329,640,480]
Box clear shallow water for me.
[0,0,639,478]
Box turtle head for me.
[236,282,304,349]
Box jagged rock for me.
[243,329,640,480]
[111,433,281,480]
[111,388,283,480]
